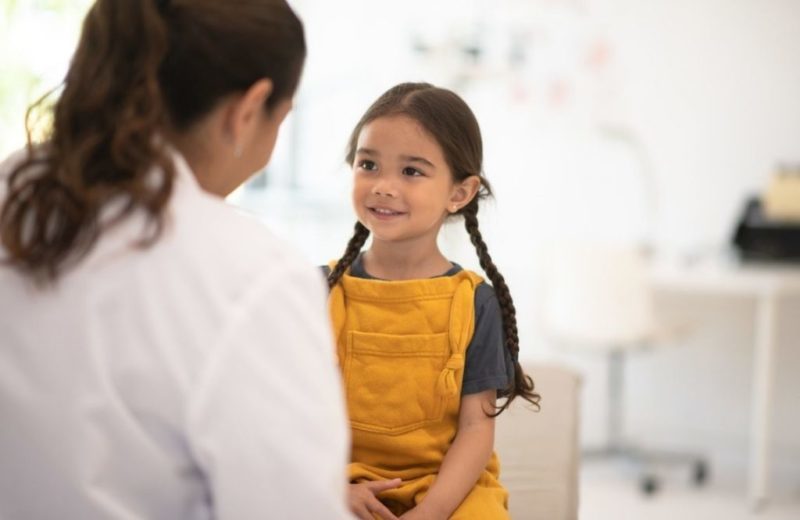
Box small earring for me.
[451,205,458,213]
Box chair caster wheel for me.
[640,475,659,495]
[693,461,709,486]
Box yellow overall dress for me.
[329,267,509,518]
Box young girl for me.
[326,82,541,520]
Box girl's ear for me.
[224,78,274,152]
[449,175,481,212]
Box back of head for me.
[0,0,306,284]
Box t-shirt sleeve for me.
[461,282,515,396]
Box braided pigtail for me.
[327,221,370,289]
[463,203,540,415]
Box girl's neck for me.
[363,240,452,280]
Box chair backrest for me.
[538,242,656,349]
[496,362,582,520]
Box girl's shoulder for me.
[473,281,499,314]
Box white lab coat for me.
[0,149,353,519]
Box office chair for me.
[538,242,708,494]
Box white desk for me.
[649,255,800,510]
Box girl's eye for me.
[357,160,377,171]
[402,167,423,177]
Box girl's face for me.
[352,115,463,246]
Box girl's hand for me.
[348,479,402,520]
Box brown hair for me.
[328,82,540,415]
[0,0,306,284]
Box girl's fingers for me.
[355,505,374,520]
[368,499,400,520]
[349,480,401,520]
[364,478,402,494]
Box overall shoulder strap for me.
[436,273,480,397]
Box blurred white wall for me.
[546,0,800,492]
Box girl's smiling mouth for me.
[368,206,406,219]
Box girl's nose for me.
[372,179,397,197]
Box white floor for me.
[579,461,800,520]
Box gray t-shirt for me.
[324,255,513,396]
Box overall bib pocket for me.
[345,330,450,435]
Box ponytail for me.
[1,0,172,284]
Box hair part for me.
[331,82,540,415]
[1,0,306,284]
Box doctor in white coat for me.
[0,0,352,518]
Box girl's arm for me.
[402,389,496,520]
